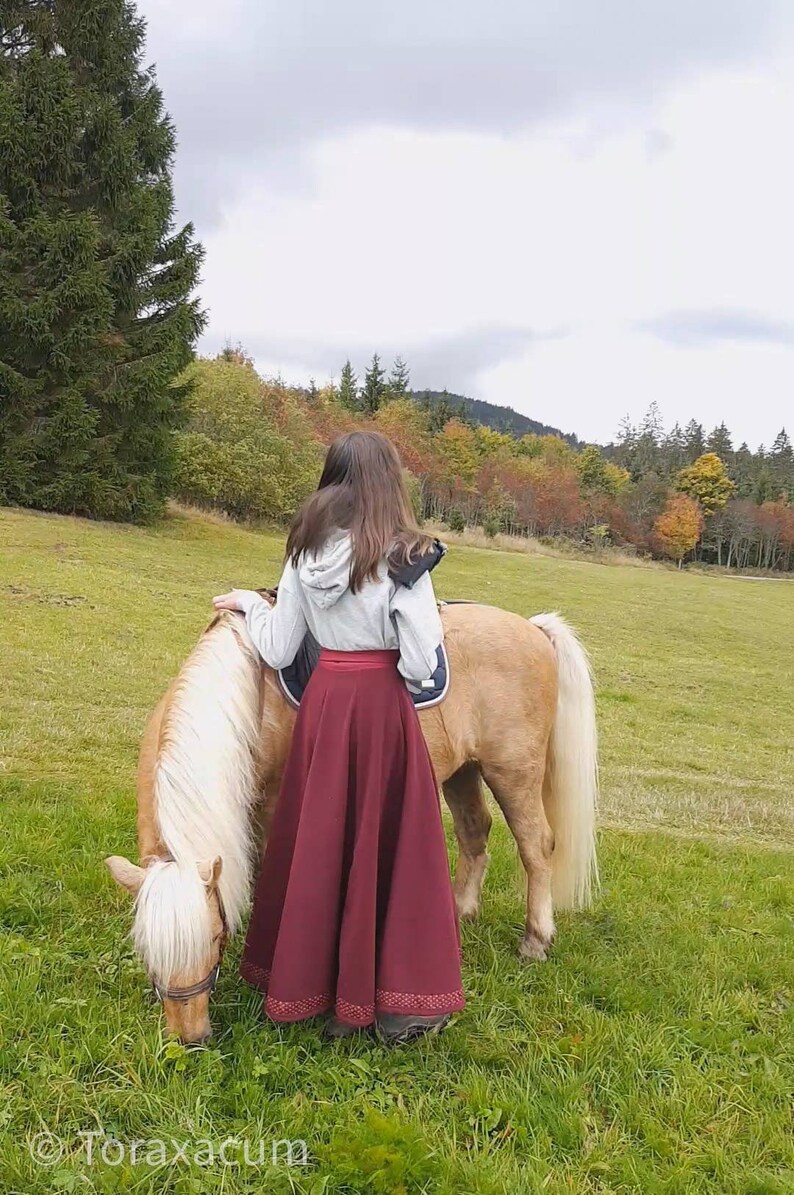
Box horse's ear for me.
[105,855,145,894]
[197,856,223,890]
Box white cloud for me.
[140,1,794,446]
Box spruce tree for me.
[769,428,793,499]
[631,402,663,477]
[338,359,359,410]
[732,442,756,498]
[705,422,733,461]
[387,355,410,398]
[614,415,637,473]
[663,423,687,477]
[361,353,386,414]
[683,420,705,463]
[0,0,205,520]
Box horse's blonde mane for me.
[133,614,262,980]
[134,858,213,982]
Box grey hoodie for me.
[238,532,444,683]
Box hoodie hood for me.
[299,532,354,609]
[388,538,446,588]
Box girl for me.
[213,431,464,1044]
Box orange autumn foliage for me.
[654,494,704,564]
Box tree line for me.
[604,405,794,569]
[172,350,794,573]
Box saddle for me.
[268,538,451,711]
[277,634,449,710]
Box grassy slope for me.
[0,507,792,1194]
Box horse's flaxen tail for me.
[530,612,599,910]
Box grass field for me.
[1,506,792,1194]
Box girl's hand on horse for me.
[213,589,257,612]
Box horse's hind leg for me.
[442,762,492,921]
[482,761,555,961]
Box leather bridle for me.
[149,857,230,1004]
[152,957,224,1004]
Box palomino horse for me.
[106,602,598,1042]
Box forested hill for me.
[410,390,581,446]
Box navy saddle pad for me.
[277,633,450,711]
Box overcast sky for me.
[141,0,793,447]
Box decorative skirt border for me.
[240,959,464,1025]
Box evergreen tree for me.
[419,389,470,434]
[769,428,793,499]
[706,421,733,460]
[770,428,792,460]
[662,422,687,477]
[0,0,205,521]
[732,443,757,498]
[621,406,664,480]
[387,355,410,398]
[616,415,636,447]
[360,353,386,414]
[338,359,359,410]
[684,420,705,463]
[639,401,664,443]
[613,415,637,473]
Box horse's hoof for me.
[456,898,480,921]
[518,935,549,962]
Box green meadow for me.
[1,506,792,1194]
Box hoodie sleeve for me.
[238,559,308,670]
[389,570,444,683]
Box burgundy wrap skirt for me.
[240,648,465,1026]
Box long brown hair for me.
[286,431,432,592]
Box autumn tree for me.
[525,462,586,536]
[174,356,321,521]
[576,444,629,497]
[654,494,704,567]
[677,453,735,516]
[431,418,481,519]
[755,501,793,570]
[374,397,434,482]
[482,479,517,537]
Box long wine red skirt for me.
[240,649,465,1026]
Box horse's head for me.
[105,854,226,1044]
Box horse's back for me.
[422,603,557,778]
[440,601,557,681]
